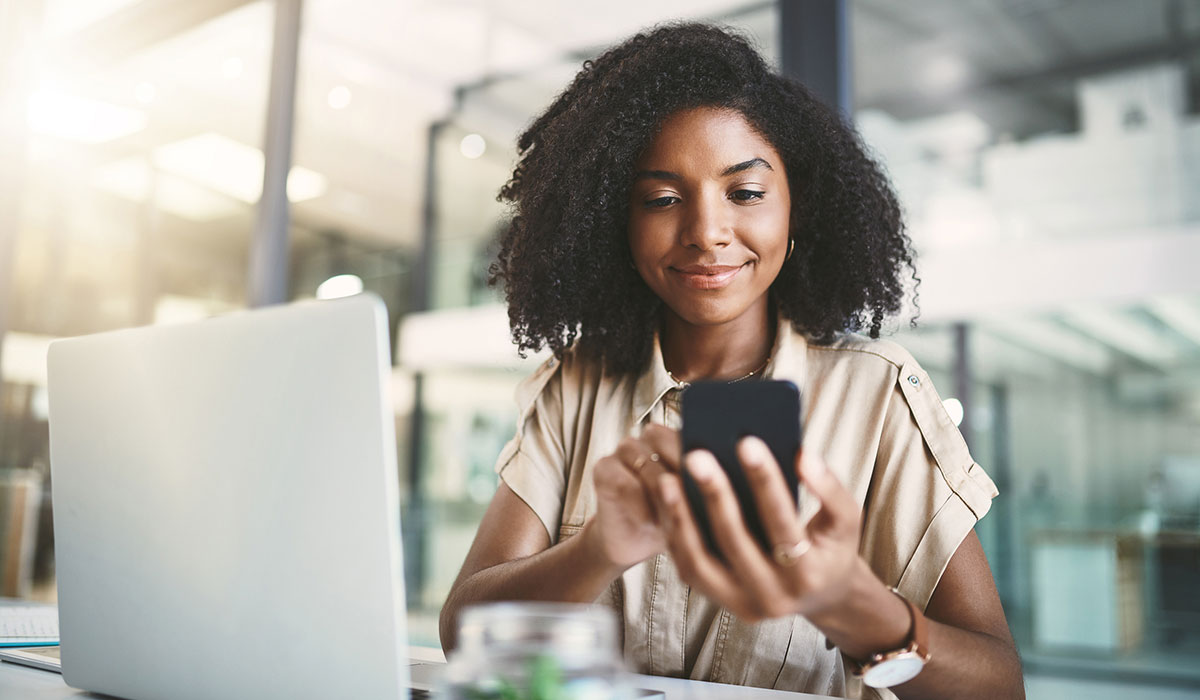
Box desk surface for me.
[1,599,837,699]
[1,646,837,700]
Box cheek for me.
[628,220,672,265]
[747,207,792,261]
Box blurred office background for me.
[2,0,1200,697]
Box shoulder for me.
[806,333,917,373]
[797,333,960,461]
[799,331,999,515]
[512,345,621,417]
[800,333,924,400]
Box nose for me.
[678,190,733,251]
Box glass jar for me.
[441,602,631,700]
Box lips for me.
[670,263,746,290]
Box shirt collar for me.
[631,332,684,426]
[630,317,809,426]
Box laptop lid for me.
[47,294,410,700]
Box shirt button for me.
[907,375,920,387]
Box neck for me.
[660,299,774,383]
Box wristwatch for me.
[850,588,931,688]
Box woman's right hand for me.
[584,424,683,569]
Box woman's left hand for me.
[647,436,865,622]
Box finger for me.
[685,450,778,591]
[796,450,861,540]
[615,437,668,478]
[616,438,675,514]
[657,472,750,611]
[639,424,683,472]
[737,436,804,549]
[594,454,659,521]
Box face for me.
[628,107,791,329]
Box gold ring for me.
[649,452,661,463]
[772,539,811,567]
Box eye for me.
[730,189,766,202]
[645,195,680,209]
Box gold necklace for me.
[666,355,771,387]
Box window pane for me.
[0,0,273,601]
[858,0,1200,689]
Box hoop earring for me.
[785,238,795,262]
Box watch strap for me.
[847,588,931,675]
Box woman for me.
[440,23,1024,700]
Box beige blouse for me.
[493,321,998,699]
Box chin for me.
[667,297,754,327]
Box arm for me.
[438,483,625,650]
[440,430,680,651]
[810,532,1023,699]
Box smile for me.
[670,263,746,290]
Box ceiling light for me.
[460,133,486,159]
[27,89,147,144]
[134,82,156,104]
[941,398,964,427]
[222,56,244,79]
[327,85,352,110]
[284,168,327,203]
[316,274,364,300]
[152,132,327,204]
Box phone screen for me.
[680,380,802,557]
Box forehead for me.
[637,107,779,168]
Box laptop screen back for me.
[47,294,410,700]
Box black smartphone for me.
[680,380,802,557]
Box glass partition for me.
[0,0,274,601]
[894,299,1200,681]
[855,0,1200,687]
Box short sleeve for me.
[494,357,569,543]
[860,357,999,611]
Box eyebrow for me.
[721,157,773,176]
[634,157,774,182]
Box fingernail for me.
[801,452,826,479]
[659,475,679,505]
[688,451,718,483]
[740,436,770,467]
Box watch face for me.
[862,655,925,688]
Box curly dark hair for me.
[490,22,916,375]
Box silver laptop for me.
[45,294,426,699]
